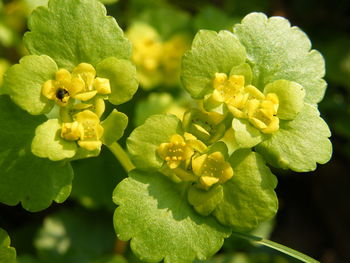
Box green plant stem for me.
[232,231,320,263]
[107,142,135,173]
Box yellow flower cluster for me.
[157,133,233,189]
[213,73,279,134]
[127,23,189,88]
[41,63,110,151]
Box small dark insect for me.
[56,88,69,101]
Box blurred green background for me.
[1,0,350,262]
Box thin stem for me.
[107,142,135,173]
[232,231,320,263]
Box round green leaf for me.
[181,30,246,99]
[113,170,231,263]
[0,228,16,263]
[264,79,305,120]
[0,95,73,211]
[256,103,332,172]
[127,114,182,170]
[213,149,278,231]
[234,13,326,104]
[31,119,77,161]
[24,0,131,70]
[101,109,128,146]
[1,55,57,115]
[232,118,263,148]
[96,57,138,105]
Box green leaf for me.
[0,228,16,263]
[31,119,77,161]
[96,57,138,105]
[24,0,131,70]
[264,79,305,120]
[113,170,231,263]
[127,114,182,170]
[213,149,278,231]
[181,30,246,99]
[232,118,263,148]
[234,13,326,104]
[35,209,116,263]
[187,185,223,216]
[71,147,127,210]
[1,55,57,115]
[101,109,128,146]
[0,95,73,211]
[256,103,332,172]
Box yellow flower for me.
[42,69,84,106]
[246,93,279,134]
[212,73,246,104]
[192,152,233,190]
[157,133,196,169]
[61,110,104,151]
[211,73,280,134]
[72,63,111,101]
[42,63,111,106]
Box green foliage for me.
[96,58,138,105]
[256,103,332,172]
[127,114,182,170]
[233,13,326,104]
[213,150,278,231]
[31,119,78,161]
[113,170,231,263]
[0,1,333,263]
[0,228,16,263]
[181,30,246,98]
[0,95,73,211]
[1,55,57,115]
[24,0,131,70]
[101,109,128,146]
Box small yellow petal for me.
[262,117,279,134]
[73,90,98,101]
[94,98,106,118]
[192,154,208,176]
[61,121,80,140]
[73,63,96,77]
[245,85,265,100]
[75,109,100,122]
[78,140,102,151]
[42,80,57,100]
[69,77,85,96]
[227,105,246,118]
[228,75,245,87]
[249,117,267,129]
[56,69,71,82]
[94,77,111,95]
[199,176,220,190]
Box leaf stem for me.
[231,231,320,263]
[107,142,135,173]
